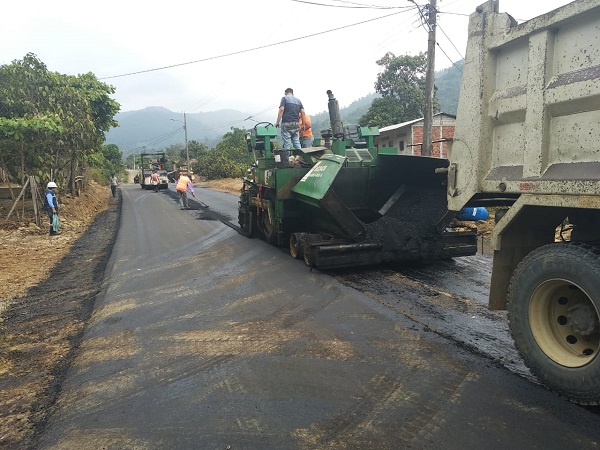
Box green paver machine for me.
[238,90,477,269]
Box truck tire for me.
[508,243,600,405]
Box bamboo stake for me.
[5,178,30,222]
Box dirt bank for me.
[0,183,120,449]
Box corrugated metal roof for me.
[378,112,456,133]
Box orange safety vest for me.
[300,114,312,138]
[176,175,190,192]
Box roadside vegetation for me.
[0,53,122,197]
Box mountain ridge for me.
[107,64,462,155]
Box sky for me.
[2,0,575,126]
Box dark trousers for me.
[178,191,188,208]
[47,210,56,235]
[111,185,117,197]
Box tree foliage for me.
[0,53,120,192]
[195,128,247,180]
[359,52,437,128]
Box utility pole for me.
[170,114,190,177]
[422,0,437,157]
[184,112,190,180]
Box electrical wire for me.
[291,0,413,9]
[436,42,463,73]
[437,23,464,60]
[438,10,469,17]
[99,10,410,80]
[132,126,184,150]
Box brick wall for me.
[411,125,454,158]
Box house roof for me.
[378,112,456,133]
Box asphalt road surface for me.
[38,184,600,449]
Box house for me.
[374,113,456,158]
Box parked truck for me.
[447,0,600,404]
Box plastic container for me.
[457,207,489,221]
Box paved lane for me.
[39,184,600,449]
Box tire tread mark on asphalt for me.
[293,366,474,449]
[336,271,533,380]
[50,355,234,423]
[263,283,343,330]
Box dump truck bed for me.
[449,0,600,213]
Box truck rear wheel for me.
[508,243,600,405]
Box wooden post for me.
[5,178,30,222]
[30,176,40,227]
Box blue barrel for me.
[457,207,489,221]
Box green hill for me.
[106,62,463,153]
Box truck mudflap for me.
[303,230,477,270]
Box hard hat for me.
[47,181,58,189]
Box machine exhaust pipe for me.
[326,90,344,140]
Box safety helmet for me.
[47,181,58,189]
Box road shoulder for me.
[0,191,121,449]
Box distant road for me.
[125,168,137,184]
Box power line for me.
[132,126,184,150]
[437,23,464,61]
[438,10,469,17]
[291,0,414,9]
[99,10,411,80]
[436,42,463,73]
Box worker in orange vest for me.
[176,171,192,210]
[299,113,313,148]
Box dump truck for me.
[139,152,169,190]
[238,91,477,270]
[447,0,600,404]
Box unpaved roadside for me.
[0,190,120,449]
[0,179,238,449]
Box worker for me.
[176,171,191,210]
[43,181,60,235]
[299,112,313,148]
[110,174,119,197]
[150,169,160,192]
[275,87,305,167]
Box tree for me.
[195,128,247,180]
[360,52,437,128]
[358,97,407,130]
[102,144,123,174]
[0,54,64,183]
[66,72,120,141]
[0,53,120,193]
[187,140,209,159]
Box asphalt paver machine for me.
[238,90,477,269]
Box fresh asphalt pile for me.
[362,187,450,256]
